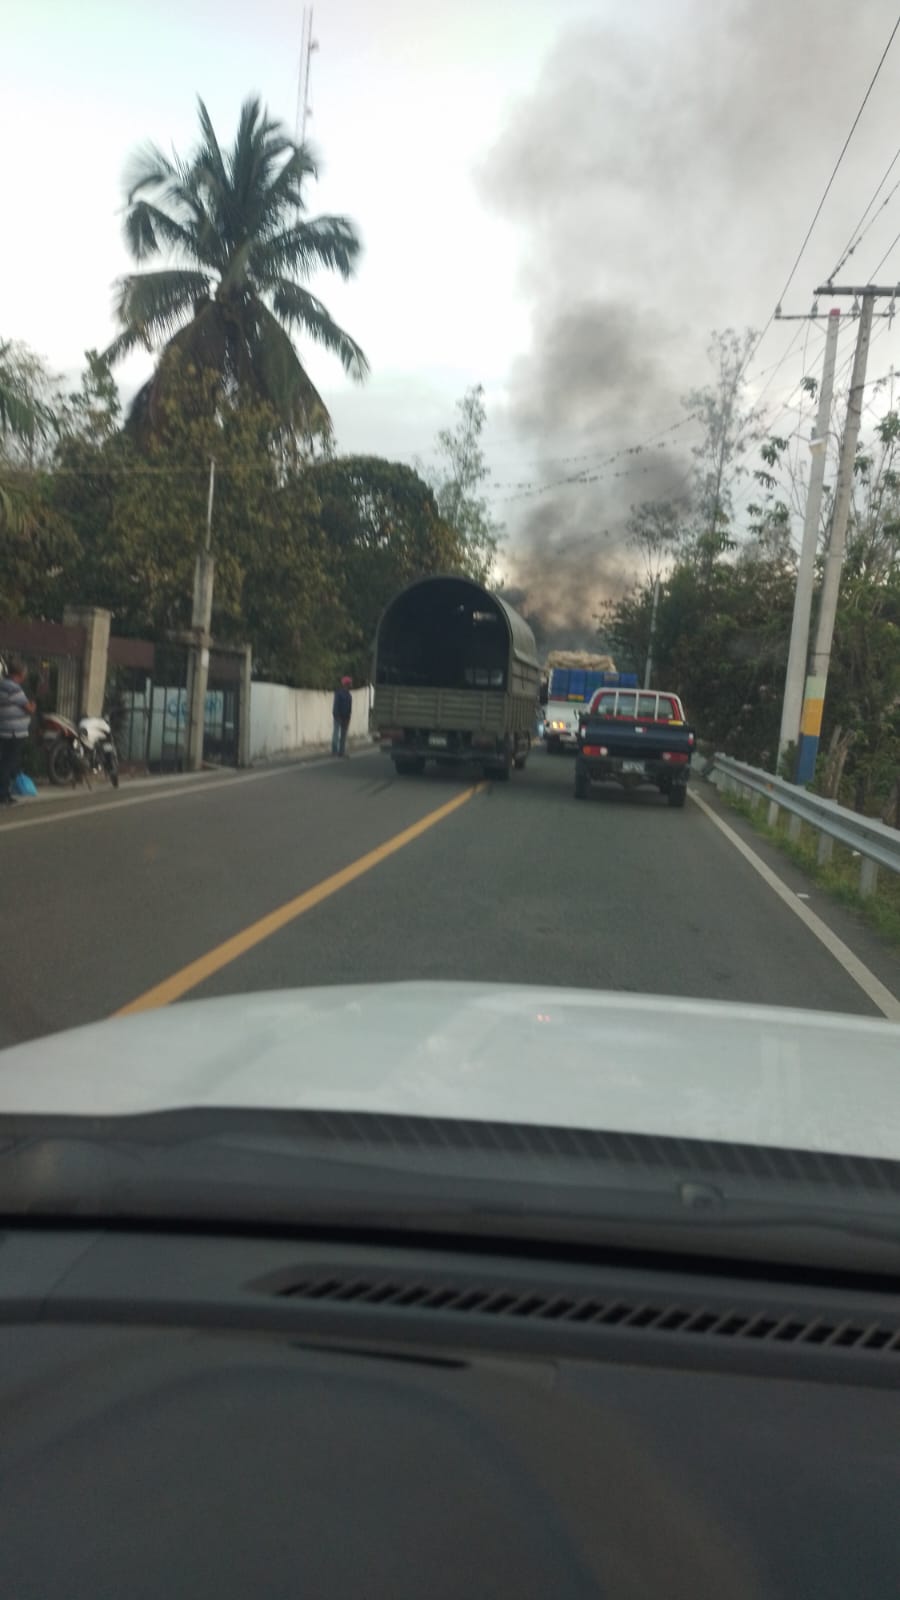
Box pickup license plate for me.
[428,734,448,748]
[621,760,645,774]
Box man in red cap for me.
[332,676,353,757]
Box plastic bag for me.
[13,773,37,797]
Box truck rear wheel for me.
[667,785,687,808]
[394,756,425,776]
[574,769,589,800]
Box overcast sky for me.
[6,0,900,622]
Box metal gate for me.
[204,647,243,767]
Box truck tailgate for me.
[579,719,694,759]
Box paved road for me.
[1,746,898,1048]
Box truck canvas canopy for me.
[375,576,538,691]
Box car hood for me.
[1,983,899,1160]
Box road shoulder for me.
[691,778,900,1012]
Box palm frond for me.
[124,141,181,203]
[255,144,319,231]
[269,279,369,380]
[0,476,31,534]
[251,214,362,284]
[253,303,332,434]
[196,97,229,192]
[111,269,211,352]
[0,351,57,444]
[102,327,151,367]
[0,382,38,440]
[124,199,204,265]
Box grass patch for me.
[715,787,900,953]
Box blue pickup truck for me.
[574,687,694,808]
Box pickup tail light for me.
[582,744,608,757]
[662,751,689,764]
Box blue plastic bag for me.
[13,773,37,798]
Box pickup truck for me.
[574,687,694,807]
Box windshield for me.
[3,0,900,1246]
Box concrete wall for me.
[249,682,373,762]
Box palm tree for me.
[105,96,368,436]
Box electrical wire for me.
[828,142,900,280]
[743,10,900,384]
[868,220,900,280]
[777,10,900,307]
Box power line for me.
[743,11,900,384]
[869,220,900,279]
[783,10,900,304]
[828,141,900,280]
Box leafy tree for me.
[104,96,368,439]
[426,385,501,582]
[682,328,761,570]
[52,364,273,636]
[307,456,466,679]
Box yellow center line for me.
[115,781,487,1015]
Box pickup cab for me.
[574,688,694,808]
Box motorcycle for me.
[41,711,119,789]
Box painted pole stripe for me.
[800,699,825,738]
[115,782,487,1015]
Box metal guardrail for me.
[707,754,900,897]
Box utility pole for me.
[186,457,216,772]
[644,574,660,690]
[795,286,879,783]
[777,307,841,773]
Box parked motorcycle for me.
[41,711,119,789]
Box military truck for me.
[371,575,541,781]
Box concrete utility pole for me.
[795,287,878,782]
[777,307,841,772]
[186,458,216,772]
[644,575,660,690]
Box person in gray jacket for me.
[0,659,36,805]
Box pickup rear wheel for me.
[667,785,687,808]
[574,770,589,800]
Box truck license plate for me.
[428,734,448,748]
[622,760,645,774]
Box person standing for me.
[0,659,36,805]
[332,676,353,758]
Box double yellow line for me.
[116,782,485,1015]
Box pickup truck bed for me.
[574,689,694,808]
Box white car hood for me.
[1,983,898,1161]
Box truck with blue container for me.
[541,652,639,753]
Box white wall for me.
[249,682,373,762]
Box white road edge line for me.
[689,787,900,1022]
[0,748,381,835]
